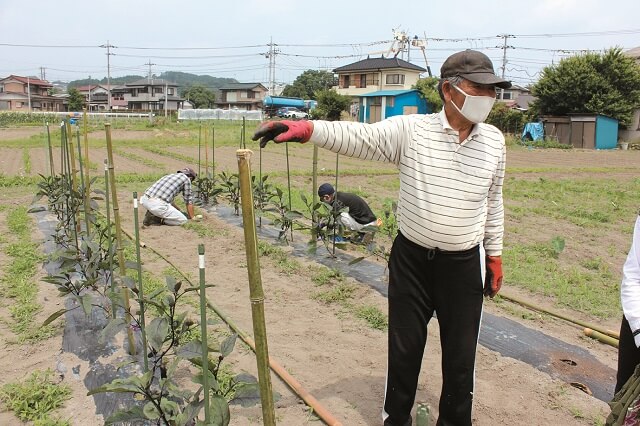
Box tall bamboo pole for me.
[105,123,136,355]
[61,123,79,252]
[104,159,116,319]
[66,121,78,192]
[236,149,276,426]
[204,125,209,178]
[242,116,246,149]
[311,145,319,235]
[332,153,340,256]
[285,142,293,241]
[45,122,54,176]
[198,123,202,177]
[198,244,211,423]
[76,127,91,234]
[132,192,149,370]
[83,109,91,206]
[211,124,215,177]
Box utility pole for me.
[100,41,116,111]
[27,76,31,111]
[497,34,514,100]
[264,38,279,96]
[145,60,156,83]
[39,67,46,81]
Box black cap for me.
[178,167,197,179]
[318,183,334,197]
[441,49,511,89]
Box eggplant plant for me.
[90,276,257,426]
[263,187,303,243]
[217,171,240,215]
[300,193,347,255]
[251,174,275,221]
[193,176,222,207]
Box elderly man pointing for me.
[253,49,508,426]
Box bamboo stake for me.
[242,116,246,149]
[312,145,318,228]
[332,153,340,256]
[198,244,211,423]
[584,328,619,348]
[75,127,91,234]
[204,125,209,178]
[45,122,54,176]
[66,121,78,192]
[133,192,149,371]
[236,149,276,426]
[104,160,116,319]
[198,123,202,177]
[61,122,80,252]
[83,109,91,208]
[105,123,136,355]
[211,123,215,177]
[285,142,293,241]
[501,293,620,339]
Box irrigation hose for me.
[100,210,344,426]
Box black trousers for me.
[616,316,640,393]
[383,232,484,426]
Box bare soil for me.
[3,128,640,425]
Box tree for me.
[282,70,336,100]
[413,77,443,112]
[67,88,85,111]
[313,89,351,121]
[530,48,640,127]
[182,84,216,109]
[486,102,526,135]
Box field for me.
[1,120,639,425]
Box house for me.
[0,75,65,111]
[214,83,268,110]
[496,84,530,103]
[358,89,429,123]
[621,46,640,141]
[333,56,425,97]
[122,78,183,111]
[74,84,112,111]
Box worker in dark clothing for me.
[318,183,380,242]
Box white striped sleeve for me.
[622,215,640,346]
[309,116,413,165]
[483,138,506,256]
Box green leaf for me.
[175,399,204,426]
[143,401,161,420]
[80,293,93,316]
[176,341,203,360]
[209,394,231,426]
[348,257,365,266]
[159,399,180,417]
[166,275,178,292]
[100,318,126,343]
[42,308,69,326]
[104,406,146,425]
[147,317,169,352]
[220,334,237,357]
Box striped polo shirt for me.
[309,109,505,255]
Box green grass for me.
[257,240,302,275]
[1,207,57,342]
[113,147,167,170]
[355,305,388,330]
[22,147,31,174]
[183,221,225,238]
[0,369,71,424]
[503,241,619,318]
[313,282,357,304]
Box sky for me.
[1,0,639,88]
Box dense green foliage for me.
[182,84,217,108]
[530,48,640,127]
[313,89,351,121]
[413,77,443,112]
[67,88,84,112]
[281,70,337,100]
[0,370,71,423]
[486,102,526,135]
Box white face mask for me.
[450,84,496,124]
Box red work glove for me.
[484,255,503,298]
[252,120,313,148]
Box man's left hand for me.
[484,255,503,298]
